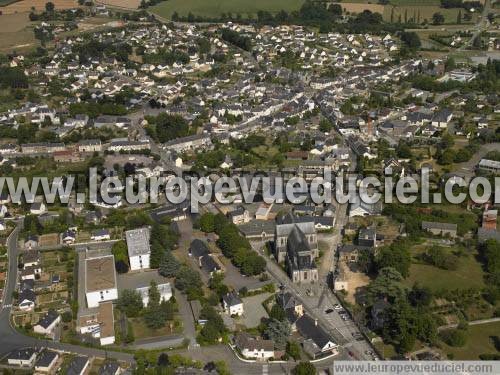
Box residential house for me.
[78,139,102,153]
[276,291,304,331]
[24,235,39,249]
[296,315,338,358]
[67,356,90,375]
[482,209,498,230]
[431,109,453,128]
[227,206,250,225]
[30,202,47,215]
[478,159,500,174]
[223,291,244,316]
[338,244,374,263]
[35,350,59,373]
[91,229,111,241]
[7,348,37,367]
[33,310,61,337]
[349,197,382,217]
[421,221,457,238]
[99,361,121,375]
[235,333,277,361]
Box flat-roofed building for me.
[85,255,118,308]
[478,159,500,174]
[98,301,115,346]
[136,282,172,306]
[125,227,151,271]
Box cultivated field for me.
[0,12,37,52]
[150,0,305,19]
[340,3,385,15]
[339,1,470,24]
[94,0,141,10]
[0,0,79,15]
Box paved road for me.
[438,317,500,331]
[459,0,491,51]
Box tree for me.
[319,119,333,133]
[376,241,411,277]
[158,251,180,278]
[400,31,421,50]
[117,289,144,317]
[148,281,161,307]
[157,353,170,367]
[175,265,202,299]
[292,362,316,375]
[286,340,301,360]
[264,319,291,349]
[62,311,72,323]
[457,9,462,24]
[269,304,287,322]
[432,12,445,25]
[112,241,129,273]
[440,328,467,347]
[199,212,215,233]
[366,267,407,304]
[45,1,55,12]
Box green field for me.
[405,250,485,292]
[0,0,20,6]
[383,5,463,23]
[150,0,305,19]
[440,321,500,359]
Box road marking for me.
[262,364,268,375]
[3,304,11,309]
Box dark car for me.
[325,308,334,314]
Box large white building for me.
[125,227,151,271]
[85,255,118,308]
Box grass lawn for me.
[441,321,500,359]
[150,0,305,19]
[405,250,485,292]
[130,318,180,340]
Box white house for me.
[91,229,111,241]
[35,350,59,373]
[235,333,275,361]
[136,282,172,307]
[34,310,61,337]
[125,227,151,271]
[30,202,46,215]
[85,255,118,308]
[7,349,37,367]
[222,291,244,316]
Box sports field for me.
[150,0,305,19]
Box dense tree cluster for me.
[198,213,266,276]
[220,29,252,51]
[198,305,227,344]
[145,113,191,143]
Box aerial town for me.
[0,0,498,373]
